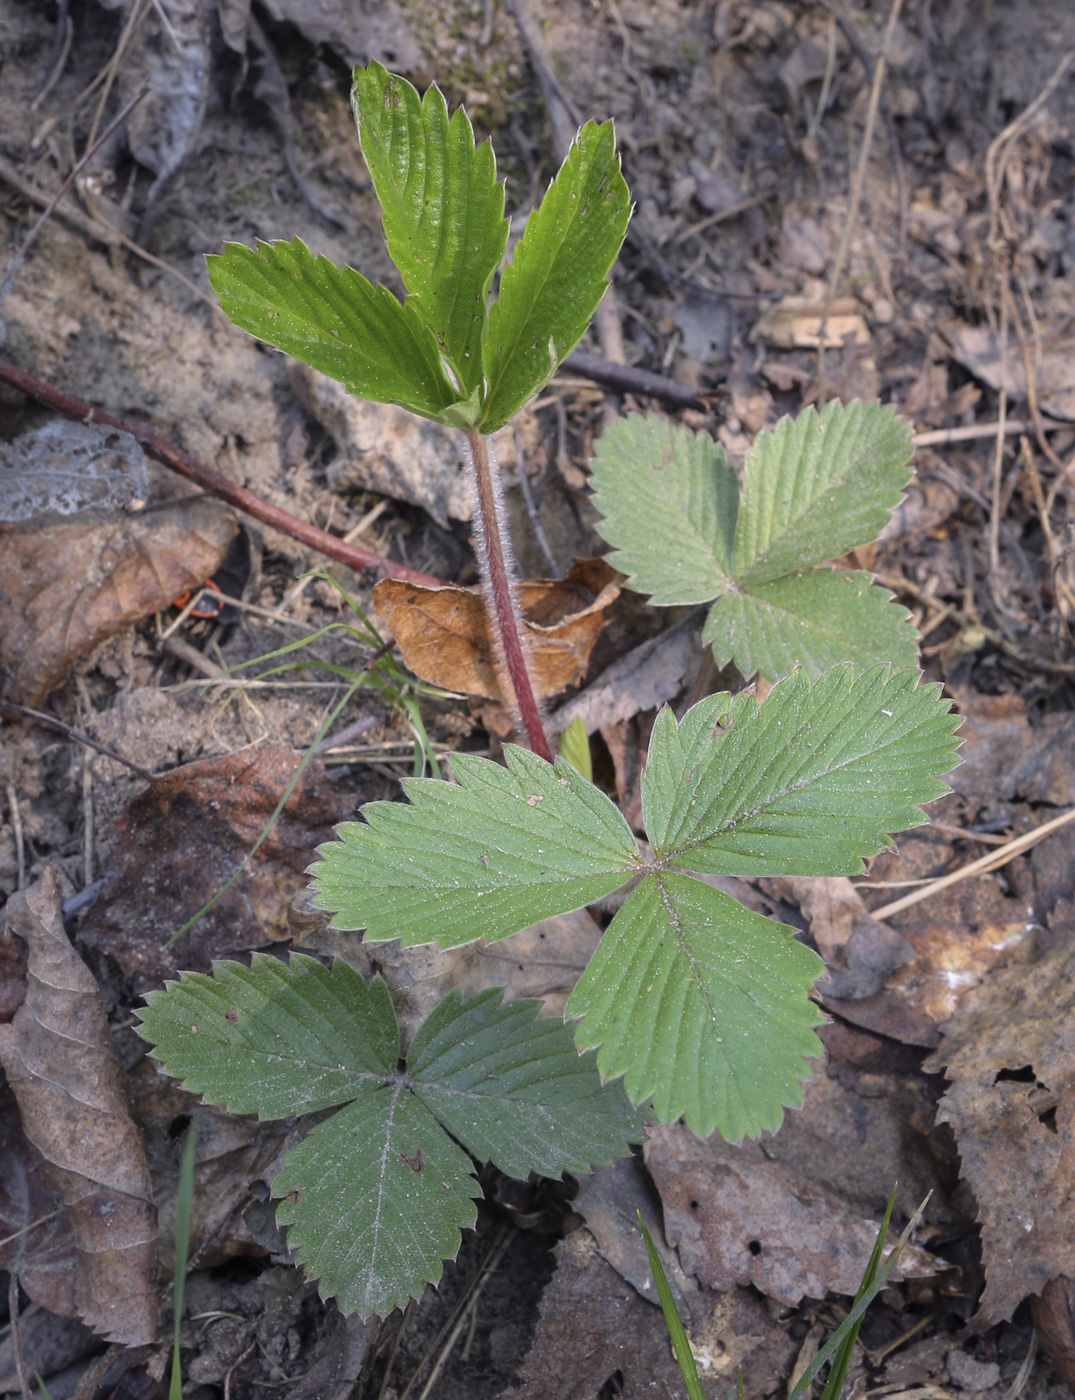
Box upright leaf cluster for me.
[313,665,960,1140]
[138,957,641,1317]
[589,404,919,681]
[208,63,631,434]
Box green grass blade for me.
[638,1211,705,1400]
[788,1189,930,1400]
[169,1121,198,1400]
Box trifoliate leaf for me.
[208,238,460,421]
[589,414,738,604]
[566,873,825,1139]
[642,666,961,875]
[311,746,641,947]
[703,568,919,680]
[141,962,642,1317]
[351,63,508,396]
[137,954,398,1116]
[734,400,914,584]
[408,988,643,1178]
[273,1084,479,1317]
[481,121,631,433]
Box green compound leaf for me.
[703,568,919,679]
[567,873,825,1139]
[409,988,644,1179]
[642,666,961,875]
[351,63,508,397]
[589,403,918,680]
[481,120,631,433]
[734,399,914,584]
[311,747,641,947]
[137,954,398,1116]
[141,961,641,1318]
[274,1084,479,1317]
[590,414,738,604]
[208,238,459,421]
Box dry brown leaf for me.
[924,940,1075,1326]
[0,1077,79,1318]
[1032,1277,1075,1393]
[79,746,347,992]
[750,296,870,349]
[646,1095,943,1306]
[0,497,236,705]
[374,558,621,701]
[946,323,1075,421]
[0,868,159,1345]
[501,1228,789,1400]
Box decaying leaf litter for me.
[1,0,1075,1397]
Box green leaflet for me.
[481,120,631,433]
[310,746,641,947]
[590,403,918,680]
[703,569,918,679]
[642,666,961,874]
[590,414,737,604]
[207,239,460,421]
[567,873,825,1139]
[351,63,508,396]
[139,962,641,1318]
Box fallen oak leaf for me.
[0,867,159,1345]
[374,557,621,700]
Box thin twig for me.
[514,426,560,575]
[4,784,25,890]
[870,807,1075,921]
[911,417,1062,447]
[8,1275,31,1400]
[818,0,905,404]
[563,349,706,408]
[0,358,444,588]
[0,79,150,310]
[1,703,158,782]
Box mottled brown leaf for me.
[374,558,621,700]
[0,498,236,705]
[79,746,347,992]
[0,868,159,1344]
[925,941,1075,1325]
[1032,1277,1075,1392]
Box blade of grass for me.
[788,1188,931,1400]
[169,1121,198,1400]
[638,1210,705,1400]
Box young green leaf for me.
[567,873,824,1139]
[590,403,919,680]
[409,988,644,1178]
[310,746,641,947]
[642,666,961,875]
[140,961,642,1317]
[734,400,914,584]
[589,415,738,604]
[208,238,460,421]
[703,569,918,681]
[351,63,509,396]
[481,121,631,433]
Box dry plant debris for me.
[0,868,158,1345]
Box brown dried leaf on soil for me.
[924,939,1075,1326]
[646,1096,943,1306]
[499,1228,790,1400]
[946,324,1075,421]
[374,558,622,701]
[0,1078,79,1317]
[1032,1276,1075,1393]
[0,868,159,1344]
[79,746,347,992]
[0,497,237,705]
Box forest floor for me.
[2,1,1075,1397]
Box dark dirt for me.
[2,0,1075,1397]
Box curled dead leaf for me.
[0,497,237,705]
[0,868,159,1345]
[374,558,622,701]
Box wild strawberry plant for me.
[140,63,961,1321]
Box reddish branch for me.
[0,358,443,588]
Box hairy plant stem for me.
[462,429,553,762]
